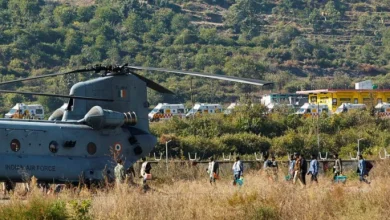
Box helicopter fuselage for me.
[0,119,156,183]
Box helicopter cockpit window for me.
[49,141,58,153]
[8,109,16,114]
[10,139,20,152]
[87,142,97,155]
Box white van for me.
[186,103,223,117]
[334,103,366,114]
[375,102,390,118]
[295,103,330,117]
[148,103,185,122]
[224,103,240,115]
[5,103,44,120]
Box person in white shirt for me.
[232,156,243,185]
[140,157,151,187]
[114,159,125,185]
[207,157,219,185]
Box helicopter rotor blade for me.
[127,66,273,86]
[130,72,174,94]
[0,69,96,86]
[0,90,113,102]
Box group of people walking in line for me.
[0,153,373,196]
[205,153,373,187]
[113,153,373,190]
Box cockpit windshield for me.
[335,108,344,114]
[187,108,196,114]
[8,109,16,114]
[297,108,306,114]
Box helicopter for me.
[0,64,272,187]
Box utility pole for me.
[190,77,193,106]
[317,102,320,151]
[165,140,172,172]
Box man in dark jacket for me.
[300,154,307,185]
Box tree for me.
[224,0,267,37]
[8,0,44,24]
[308,8,323,31]
[64,29,82,55]
[3,94,24,108]
[124,13,147,35]
[173,29,197,45]
[359,43,377,64]
[224,55,265,79]
[94,6,122,24]
[37,96,63,114]
[323,0,341,28]
[199,28,219,44]
[54,5,77,26]
[171,14,191,33]
[77,6,96,22]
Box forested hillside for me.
[2,0,390,113]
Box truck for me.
[295,103,330,117]
[148,103,186,122]
[334,103,367,114]
[5,103,44,120]
[186,103,223,117]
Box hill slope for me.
[1,0,390,112]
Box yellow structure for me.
[296,89,390,112]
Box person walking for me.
[114,159,125,185]
[300,154,307,185]
[307,154,319,184]
[288,154,295,181]
[293,153,304,187]
[333,153,342,180]
[358,155,370,184]
[126,165,136,186]
[207,157,219,185]
[264,156,278,182]
[232,156,243,186]
[140,157,152,187]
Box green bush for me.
[0,197,68,220]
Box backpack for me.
[366,161,373,173]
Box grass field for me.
[0,160,389,220]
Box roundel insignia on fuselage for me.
[114,143,122,152]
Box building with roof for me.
[296,82,390,112]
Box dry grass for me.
[1,160,390,220]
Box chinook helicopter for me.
[0,64,272,186]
